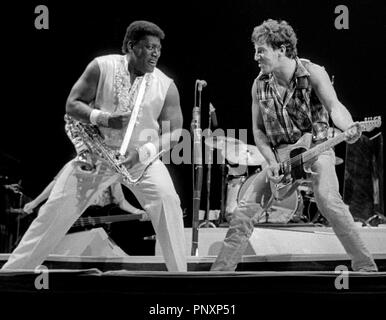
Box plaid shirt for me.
[255,57,329,147]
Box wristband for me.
[90,110,110,127]
[138,143,157,163]
[89,109,102,125]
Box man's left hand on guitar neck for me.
[345,122,362,144]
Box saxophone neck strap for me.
[119,74,148,156]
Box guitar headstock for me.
[360,116,382,132]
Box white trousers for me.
[2,159,187,271]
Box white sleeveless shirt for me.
[92,54,172,149]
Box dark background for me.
[0,0,385,231]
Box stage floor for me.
[1,268,385,316]
[1,225,385,313]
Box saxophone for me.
[64,115,164,186]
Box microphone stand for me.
[191,81,204,256]
[198,107,216,229]
[218,152,228,226]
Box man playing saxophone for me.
[2,20,187,272]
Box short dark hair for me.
[122,20,165,53]
[251,19,298,58]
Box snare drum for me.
[236,172,300,224]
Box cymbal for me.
[0,151,20,166]
[223,144,265,166]
[335,156,344,165]
[204,136,243,150]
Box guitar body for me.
[273,133,314,200]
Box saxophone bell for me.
[74,150,96,172]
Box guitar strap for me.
[299,61,330,134]
[119,74,148,156]
[296,75,312,122]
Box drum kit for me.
[0,151,31,252]
[204,136,344,226]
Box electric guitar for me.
[272,117,382,201]
[71,212,145,229]
[69,204,147,232]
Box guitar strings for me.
[278,119,377,171]
[280,132,345,171]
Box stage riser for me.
[53,228,127,257]
[2,225,386,272]
[14,226,386,266]
[156,227,386,258]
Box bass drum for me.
[237,172,300,224]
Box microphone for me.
[209,103,218,128]
[197,80,207,87]
[196,79,207,91]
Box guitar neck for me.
[72,213,143,228]
[301,118,381,163]
[302,133,346,163]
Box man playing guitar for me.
[211,19,379,272]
